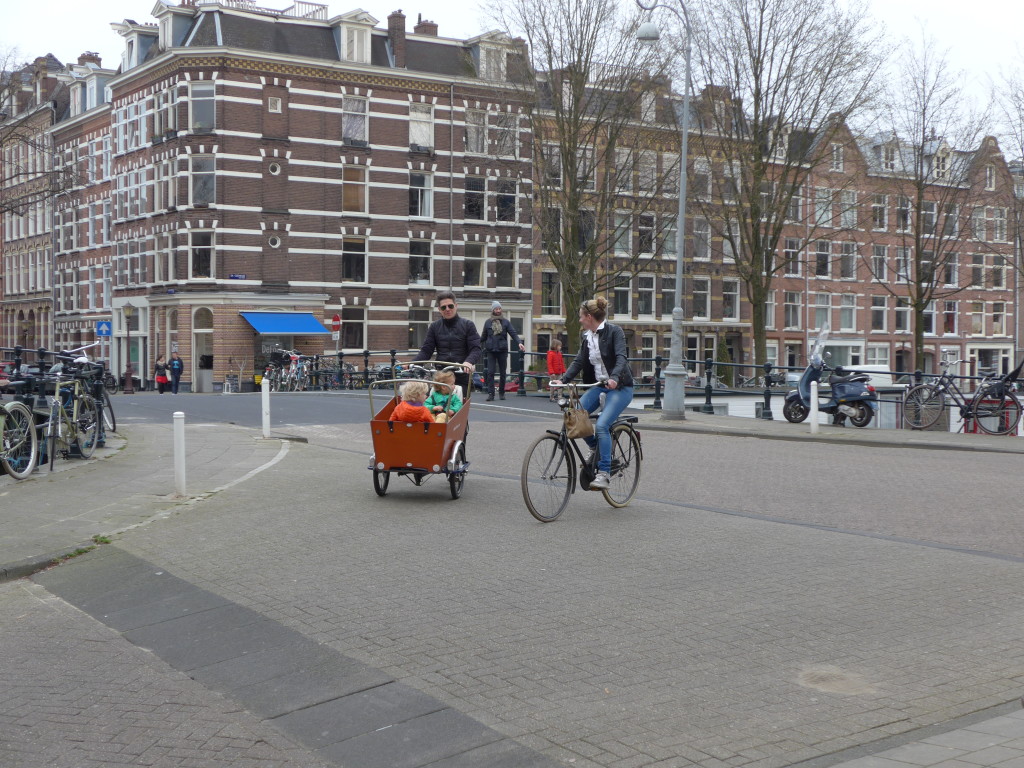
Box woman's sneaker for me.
[590,471,610,489]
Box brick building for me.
[1,54,68,353]
[1,0,1019,389]
[8,0,532,390]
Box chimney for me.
[77,51,102,67]
[414,14,438,36]
[388,9,406,68]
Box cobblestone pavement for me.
[3,411,1024,768]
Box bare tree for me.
[683,0,884,365]
[491,0,679,343]
[874,33,1000,371]
[994,70,1024,356]
[0,48,72,219]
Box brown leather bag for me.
[564,408,594,439]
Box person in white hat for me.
[479,301,525,400]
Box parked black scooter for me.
[783,329,878,427]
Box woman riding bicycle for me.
[549,296,634,490]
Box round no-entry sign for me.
[331,314,341,332]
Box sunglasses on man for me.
[439,303,456,311]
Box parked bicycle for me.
[41,364,102,468]
[903,359,1023,435]
[520,382,642,522]
[0,384,39,479]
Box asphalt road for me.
[5,391,1024,768]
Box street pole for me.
[637,1,691,419]
[123,301,135,394]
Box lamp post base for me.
[659,366,688,420]
[123,364,135,395]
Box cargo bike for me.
[367,362,471,499]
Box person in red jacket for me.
[390,380,434,423]
[546,339,566,379]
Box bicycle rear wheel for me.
[1,401,39,479]
[521,433,574,522]
[76,395,101,459]
[903,385,945,429]
[602,424,642,508]
[973,390,1023,435]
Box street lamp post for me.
[123,301,135,395]
[637,0,691,419]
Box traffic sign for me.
[331,314,341,332]
[96,321,112,337]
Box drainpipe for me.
[47,100,58,350]
[449,82,455,289]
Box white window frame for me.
[839,294,856,332]
[343,25,370,63]
[188,230,215,279]
[190,155,215,206]
[409,103,433,149]
[342,165,367,213]
[692,277,710,320]
[465,110,486,155]
[464,242,486,287]
[637,274,656,318]
[189,82,215,133]
[870,295,887,332]
[409,172,433,218]
[722,278,740,321]
[342,96,368,144]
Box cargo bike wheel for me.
[448,444,467,499]
[372,468,391,496]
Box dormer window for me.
[122,40,135,72]
[478,46,506,81]
[934,150,949,180]
[880,144,896,170]
[343,26,370,64]
[159,19,171,49]
[70,84,83,117]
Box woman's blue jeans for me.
[579,384,634,474]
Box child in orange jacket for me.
[390,380,434,423]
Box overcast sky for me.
[3,0,1020,93]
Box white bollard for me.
[809,380,819,434]
[262,376,271,438]
[173,411,186,496]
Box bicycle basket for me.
[269,350,289,365]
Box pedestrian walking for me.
[480,301,524,401]
[169,351,184,394]
[154,355,169,394]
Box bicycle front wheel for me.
[1,401,39,479]
[103,373,119,395]
[102,395,117,433]
[903,385,945,430]
[602,424,642,508]
[521,433,574,522]
[973,390,1023,435]
[76,395,101,459]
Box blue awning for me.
[239,312,331,335]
